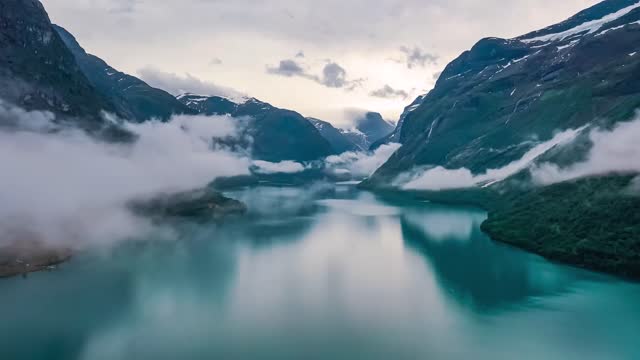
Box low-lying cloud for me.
[0,101,251,249]
[398,126,585,190]
[325,143,401,179]
[531,116,640,184]
[252,160,306,174]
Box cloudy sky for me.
[41,0,598,125]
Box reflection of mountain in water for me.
[399,203,599,312]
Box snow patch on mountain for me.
[521,1,640,43]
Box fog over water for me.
[1,185,639,360]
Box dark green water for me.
[1,185,640,360]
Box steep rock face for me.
[307,118,363,153]
[177,94,336,161]
[0,0,115,128]
[371,0,640,183]
[54,25,195,122]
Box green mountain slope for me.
[371,0,640,183]
[366,0,640,278]
[53,25,196,122]
[178,94,336,161]
[0,0,116,128]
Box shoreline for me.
[0,246,72,279]
[366,179,640,281]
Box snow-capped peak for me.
[176,92,250,105]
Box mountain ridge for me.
[177,93,336,161]
[53,25,196,122]
[0,0,117,129]
[370,0,640,184]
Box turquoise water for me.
[1,185,640,360]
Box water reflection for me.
[0,186,639,360]
[398,203,597,312]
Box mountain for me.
[0,0,116,129]
[371,0,640,182]
[373,95,426,148]
[307,118,364,153]
[346,112,394,150]
[177,94,336,161]
[53,25,195,122]
[0,1,247,277]
[366,0,640,278]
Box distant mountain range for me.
[308,112,395,153]
[0,0,355,162]
[176,93,337,161]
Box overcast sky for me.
[41,0,599,125]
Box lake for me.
[1,184,639,360]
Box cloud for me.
[399,46,438,69]
[266,59,363,90]
[295,51,305,58]
[321,62,348,88]
[266,59,307,77]
[0,100,250,249]
[0,100,56,132]
[209,58,223,66]
[251,160,306,174]
[108,0,140,14]
[42,0,601,122]
[137,67,244,99]
[398,127,585,190]
[321,62,362,89]
[324,143,401,179]
[369,85,409,99]
[531,116,640,185]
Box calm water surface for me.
[1,185,640,360]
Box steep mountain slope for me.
[307,118,363,153]
[0,0,116,128]
[371,0,640,183]
[373,95,426,148]
[365,0,640,278]
[177,94,335,161]
[0,0,247,277]
[54,25,195,122]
